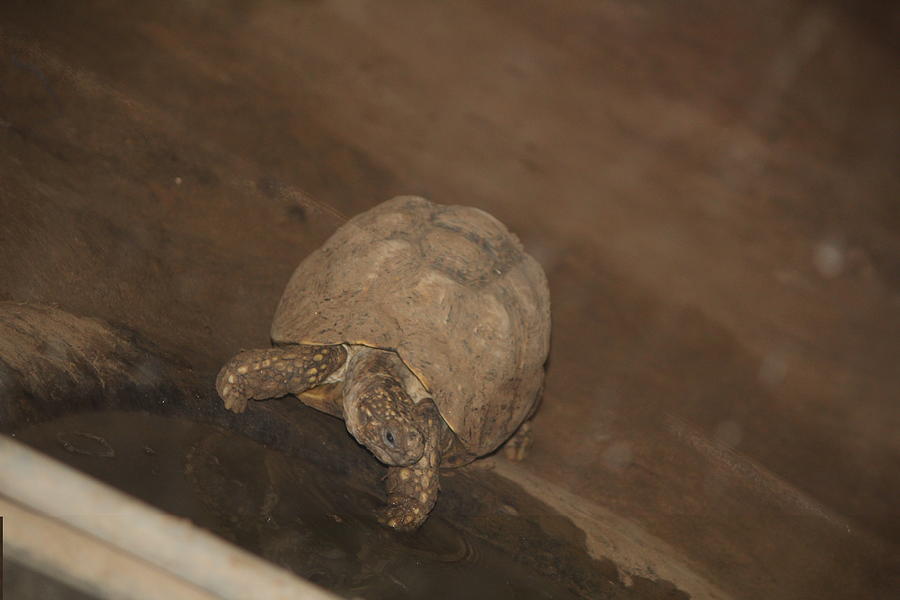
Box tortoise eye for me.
[383,429,396,447]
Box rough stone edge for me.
[482,457,732,600]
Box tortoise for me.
[216,196,551,531]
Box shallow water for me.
[16,410,591,599]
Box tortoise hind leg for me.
[216,344,347,413]
[502,420,533,461]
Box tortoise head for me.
[344,374,425,466]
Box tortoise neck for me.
[341,346,407,414]
[341,346,424,460]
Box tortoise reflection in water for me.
[217,196,551,531]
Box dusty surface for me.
[1,1,899,598]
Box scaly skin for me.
[216,344,347,413]
[342,350,425,466]
[216,344,469,531]
[340,348,448,530]
[379,400,444,531]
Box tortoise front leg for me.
[216,344,347,413]
[378,400,443,531]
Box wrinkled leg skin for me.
[378,401,442,532]
[502,420,533,461]
[216,344,347,413]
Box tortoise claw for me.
[502,420,533,461]
[380,463,439,532]
[221,388,249,413]
[216,361,251,414]
[377,498,428,532]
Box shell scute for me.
[271,196,551,455]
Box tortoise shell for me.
[271,196,551,456]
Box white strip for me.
[2,497,217,600]
[0,435,339,600]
